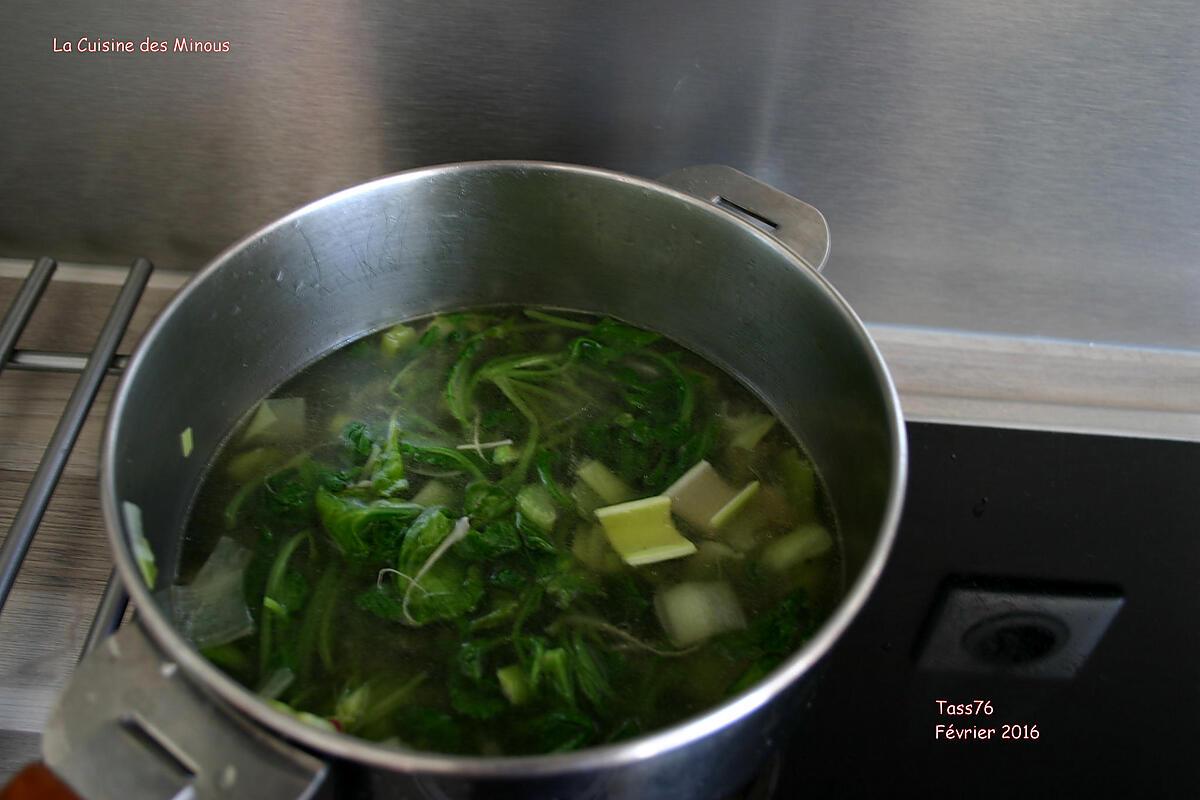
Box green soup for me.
[177,308,840,755]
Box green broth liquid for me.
[180,308,841,755]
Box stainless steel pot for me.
[45,162,906,799]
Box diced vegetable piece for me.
[517,485,558,532]
[683,541,743,581]
[571,525,623,574]
[122,500,157,587]
[756,485,799,528]
[225,447,285,483]
[335,683,372,729]
[725,413,776,451]
[724,518,763,553]
[654,581,747,647]
[497,664,532,705]
[413,480,457,508]
[170,537,255,649]
[492,444,519,465]
[339,674,428,733]
[709,481,761,530]
[422,316,455,342]
[241,397,306,444]
[595,496,697,566]
[263,597,287,617]
[761,523,833,573]
[779,448,817,521]
[535,648,574,704]
[381,324,418,358]
[663,460,737,534]
[180,427,194,458]
[575,459,636,505]
[570,480,606,518]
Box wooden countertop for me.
[0,261,1196,778]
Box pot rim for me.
[100,160,907,777]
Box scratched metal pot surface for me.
[44,162,906,799]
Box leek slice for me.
[170,537,255,649]
[575,459,636,505]
[761,523,833,572]
[709,481,761,530]
[724,413,776,451]
[497,664,532,705]
[595,496,696,566]
[571,524,623,574]
[381,324,418,358]
[122,500,157,588]
[663,460,736,534]
[241,397,306,444]
[412,479,456,508]
[655,580,747,647]
[779,448,817,521]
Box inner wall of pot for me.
[111,163,895,610]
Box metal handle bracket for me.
[43,625,327,800]
[658,165,831,272]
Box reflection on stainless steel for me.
[2,1,1198,350]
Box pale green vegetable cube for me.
[517,484,558,532]
[663,460,737,534]
[412,480,457,508]
[724,413,776,451]
[575,459,636,505]
[682,541,743,581]
[595,496,697,566]
[241,397,305,444]
[179,426,194,458]
[709,481,761,530]
[492,444,519,465]
[571,525,623,573]
[225,447,284,483]
[570,479,606,518]
[655,580,747,647]
[761,523,833,573]
[122,500,157,587]
[381,324,418,358]
[497,664,531,705]
[779,448,817,520]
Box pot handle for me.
[658,165,831,272]
[40,624,328,800]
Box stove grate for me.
[0,256,153,657]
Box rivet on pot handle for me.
[658,165,831,272]
[41,624,327,800]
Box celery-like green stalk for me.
[575,459,636,505]
[595,496,696,566]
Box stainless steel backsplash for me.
[3,0,1198,350]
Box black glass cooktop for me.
[775,422,1200,798]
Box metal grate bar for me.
[0,258,153,616]
[0,256,57,374]
[6,349,129,375]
